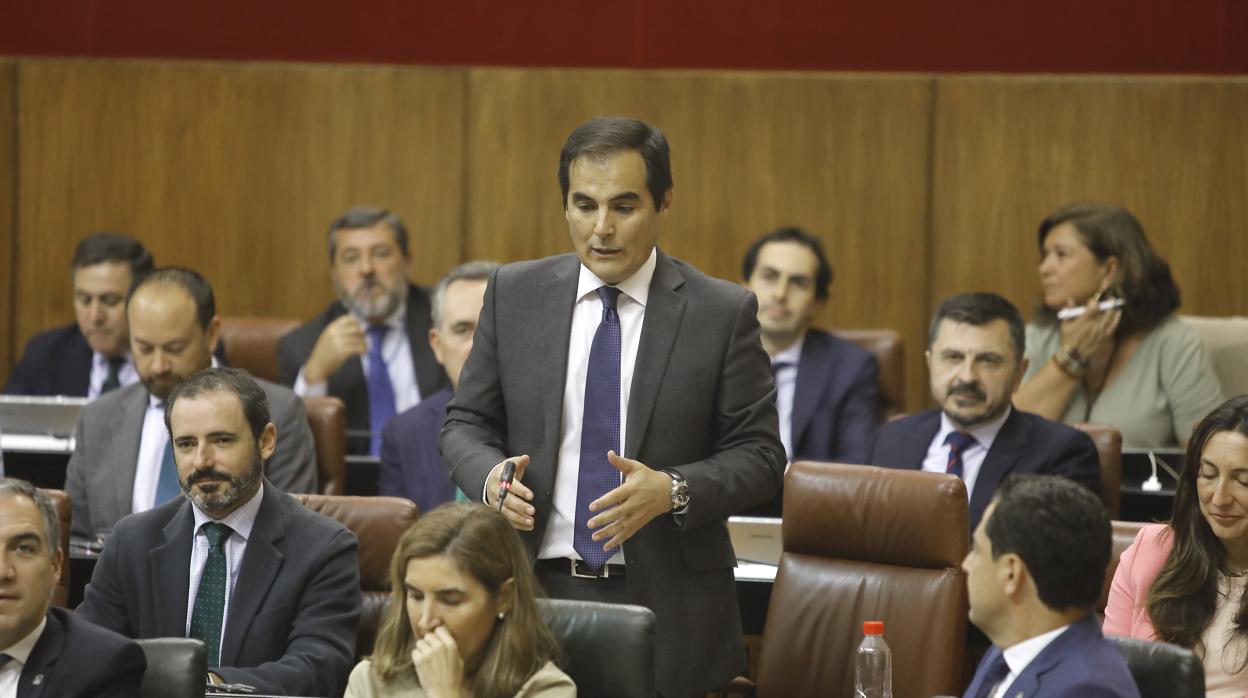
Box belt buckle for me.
[570,558,608,579]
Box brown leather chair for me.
[42,488,71,607]
[303,396,346,496]
[753,462,968,698]
[1099,519,1147,616]
[833,329,905,420]
[292,494,419,659]
[217,316,301,383]
[1074,422,1124,518]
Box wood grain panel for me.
[931,76,1248,334]
[467,69,936,413]
[0,61,14,374]
[13,58,466,368]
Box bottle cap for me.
[863,621,884,635]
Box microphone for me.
[497,459,518,511]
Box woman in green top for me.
[1013,202,1223,448]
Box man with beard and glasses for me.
[277,207,448,455]
[64,268,317,540]
[77,367,361,697]
[867,292,1100,531]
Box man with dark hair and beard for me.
[867,292,1101,531]
[77,367,361,697]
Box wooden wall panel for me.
[0,61,13,374]
[931,76,1248,331]
[12,58,466,365]
[467,69,936,412]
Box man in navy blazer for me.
[742,227,878,464]
[4,232,153,398]
[0,478,146,697]
[868,293,1099,531]
[962,475,1138,698]
[77,368,361,697]
[378,260,497,511]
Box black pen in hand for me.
[497,459,518,512]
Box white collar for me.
[191,482,266,541]
[0,615,47,664]
[936,405,1013,451]
[576,247,658,308]
[1001,622,1071,678]
[771,333,806,366]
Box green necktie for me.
[190,522,231,667]
[101,356,125,393]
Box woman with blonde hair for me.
[346,502,575,697]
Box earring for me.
[497,612,506,620]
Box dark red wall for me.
[2,0,1246,73]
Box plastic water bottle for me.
[854,620,893,698]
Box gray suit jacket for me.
[76,482,362,697]
[65,379,318,538]
[440,250,785,698]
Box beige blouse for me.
[1204,574,1248,697]
[344,659,577,698]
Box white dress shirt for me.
[0,617,46,698]
[991,623,1071,698]
[185,483,265,661]
[921,406,1012,499]
[88,351,139,400]
[294,301,422,414]
[537,248,657,563]
[770,338,804,462]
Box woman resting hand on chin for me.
[1012,202,1222,448]
[345,502,575,698]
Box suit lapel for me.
[790,330,829,453]
[625,251,686,458]
[538,258,580,469]
[969,409,1029,527]
[150,502,197,639]
[897,410,941,470]
[1001,615,1098,697]
[69,328,94,396]
[110,387,149,520]
[17,610,64,697]
[220,486,286,667]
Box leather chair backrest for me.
[1109,636,1204,698]
[41,489,70,607]
[537,598,656,698]
[293,494,420,658]
[1180,314,1248,398]
[833,329,905,420]
[303,396,346,496]
[756,462,968,698]
[137,637,207,698]
[1074,422,1123,518]
[217,316,301,383]
[1100,520,1147,615]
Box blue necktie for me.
[190,522,231,667]
[366,325,398,456]
[968,648,1010,698]
[574,286,622,571]
[155,437,182,504]
[945,431,978,479]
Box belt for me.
[536,557,626,579]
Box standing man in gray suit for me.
[65,268,318,539]
[440,117,785,697]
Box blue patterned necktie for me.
[945,431,978,479]
[574,286,622,571]
[155,435,182,504]
[366,325,398,456]
[190,522,231,668]
[972,649,1010,698]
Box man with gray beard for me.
[277,207,448,454]
[78,367,361,697]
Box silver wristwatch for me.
[664,469,690,512]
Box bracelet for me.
[1053,345,1089,379]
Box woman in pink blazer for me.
[1103,395,1248,696]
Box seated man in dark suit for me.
[65,268,317,539]
[0,478,146,697]
[379,260,497,511]
[962,475,1139,698]
[77,367,361,696]
[277,207,448,455]
[743,226,879,463]
[4,232,153,398]
[868,292,1099,531]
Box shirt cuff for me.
[293,368,328,398]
